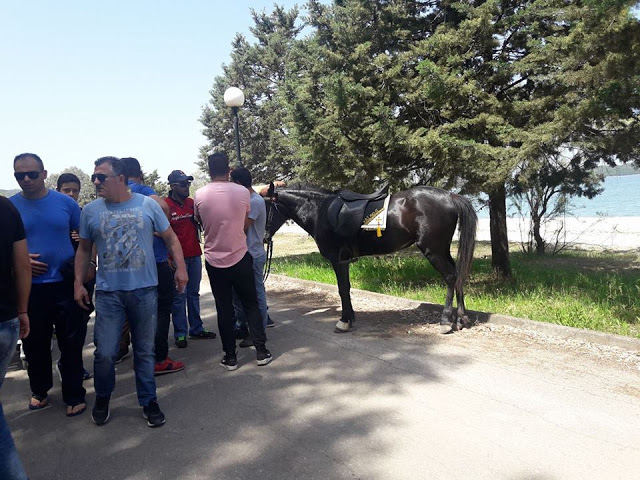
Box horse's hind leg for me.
[419,247,458,334]
[455,287,472,329]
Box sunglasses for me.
[91,173,118,183]
[173,181,191,187]
[14,171,42,181]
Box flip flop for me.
[66,403,87,417]
[28,395,49,411]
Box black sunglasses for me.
[91,173,119,183]
[174,181,191,187]
[14,171,42,181]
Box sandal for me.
[28,395,49,410]
[66,402,87,417]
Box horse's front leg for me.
[332,261,355,333]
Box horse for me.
[264,183,478,334]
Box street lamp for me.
[224,86,245,167]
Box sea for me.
[476,174,640,219]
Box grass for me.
[270,234,640,338]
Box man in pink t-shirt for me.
[194,152,272,370]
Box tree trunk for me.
[488,183,512,278]
[532,211,545,255]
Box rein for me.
[262,198,276,283]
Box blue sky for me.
[0,1,304,189]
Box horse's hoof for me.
[439,323,453,334]
[334,320,350,333]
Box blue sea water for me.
[476,174,640,219]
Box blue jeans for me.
[234,253,268,331]
[0,318,28,479]
[171,256,204,338]
[94,288,158,406]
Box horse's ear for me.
[267,182,275,198]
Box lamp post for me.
[224,86,245,167]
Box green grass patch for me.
[270,242,640,338]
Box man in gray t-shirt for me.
[230,168,271,345]
[74,156,187,428]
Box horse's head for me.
[263,181,290,241]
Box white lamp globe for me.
[224,87,245,107]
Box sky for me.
[0,1,304,190]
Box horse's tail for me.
[451,194,477,291]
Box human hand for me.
[18,312,30,339]
[29,253,48,277]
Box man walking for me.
[120,157,185,375]
[0,195,30,479]
[74,156,188,427]
[11,153,87,417]
[195,152,272,370]
[166,170,216,348]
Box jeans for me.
[24,282,86,406]
[155,262,174,362]
[0,318,28,479]
[234,252,268,331]
[171,255,204,338]
[206,252,267,355]
[94,287,158,406]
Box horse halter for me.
[262,189,280,283]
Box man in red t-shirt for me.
[166,170,216,348]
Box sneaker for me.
[256,348,273,366]
[115,348,130,364]
[142,400,166,428]
[220,353,238,371]
[266,316,275,328]
[175,336,188,348]
[154,357,185,376]
[92,396,110,426]
[189,330,217,339]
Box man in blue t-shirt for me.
[11,153,87,417]
[120,157,185,376]
[75,156,188,427]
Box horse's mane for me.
[279,182,334,195]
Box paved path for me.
[3,276,639,480]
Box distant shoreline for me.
[279,216,640,251]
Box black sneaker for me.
[115,348,130,364]
[220,353,238,371]
[175,336,188,348]
[238,336,254,348]
[142,400,166,428]
[189,330,217,339]
[256,348,273,366]
[266,316,275,328]
[92,396,110,426]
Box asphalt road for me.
[3,275,639,480]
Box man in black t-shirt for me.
[0,196,30,478]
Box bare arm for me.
[151,195,171,220]
[13,238,31,338]
[244,214,254,233]
[74,238,93,310]
[159,227,188,293]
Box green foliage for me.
[143,169,169,197]
[199,5,302,184]
[45,166,95,206]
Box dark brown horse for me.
[264,184,477,333]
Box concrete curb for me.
[269,274,640,352]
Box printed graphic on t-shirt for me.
[99,208,146,271]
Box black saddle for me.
[327,183,390,238]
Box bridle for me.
[262,189,280,283]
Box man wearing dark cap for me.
[166,170,216,348]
